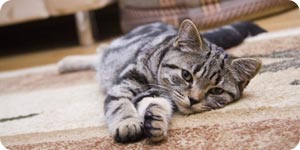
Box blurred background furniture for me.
[0,0,298,71]
[120,0,295,32]
[0,0,115,46]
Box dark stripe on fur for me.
[156,47,171,72]
[200,66,207,77]
[206,51,211,59]
[105,95,129,103]
[128,88,139,97]
[162,64,180,69]
[221,59,225,69]
[121,115,133,120]
[132,89,161,107]
[111,104,123,116]
[157,49,169,65]
[104,95,129,114]
[147,103,160,110]
[120,69,149,86]
[209,72,217,80]
[193,63,203,74]
[215,75,222,85]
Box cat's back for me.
[98,22,177,91]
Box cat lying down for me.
[58,20,265,143]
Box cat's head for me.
[158,20,261,114]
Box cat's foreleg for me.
[104,82,146,143]
[137,97,173,142]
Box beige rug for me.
[0,28,300,149]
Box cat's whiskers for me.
[148,84,185,99]
[148,84,189,108]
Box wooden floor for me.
[0,9,299,72]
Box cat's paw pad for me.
[112,118,144,143]
[144,109,168,142]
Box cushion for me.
[121,0,219,9]
[120,0,295,33]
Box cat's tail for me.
[57,44,108,73]
[57,54,98,73]
[202,22,267,49]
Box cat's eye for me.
[181,69,193,83]
[208,87,224,95]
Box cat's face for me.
[158,20,261,114]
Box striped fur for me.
[58,20,264,143]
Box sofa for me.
[119,0,296,33]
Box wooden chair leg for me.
[75,11,95,46]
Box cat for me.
[58,19,265,143]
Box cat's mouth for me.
[173,96,198,114]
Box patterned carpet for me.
[0,28,300,149]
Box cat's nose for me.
[188,97,199,105]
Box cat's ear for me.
[231,58,262,82]
[174,19,206,52]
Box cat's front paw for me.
[205,98,229,109]
[112,118,144,143]
[144,106,168,142]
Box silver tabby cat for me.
[58,20,263,143]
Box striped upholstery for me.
[122,0,221,8]
[119,0,295,33]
